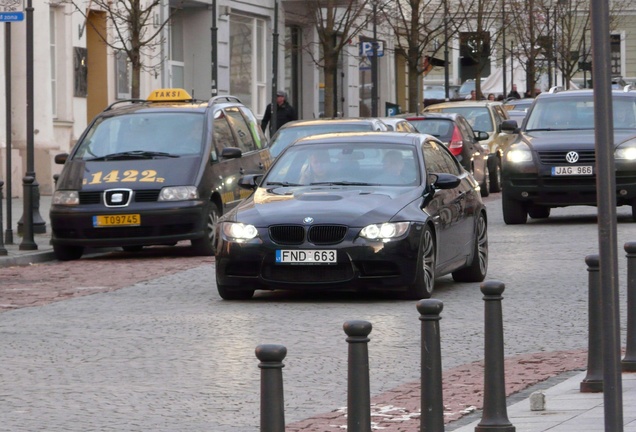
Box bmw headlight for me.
[615,139,636,161]
[221,222,258,240]
[53,190,79,205]
[158,186,199,201]
[506,144,533,163]
[360,222,410,240]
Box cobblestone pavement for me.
[0,194,628,432]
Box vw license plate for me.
[276,250,336,265]
[93,214,141,227]
[552,166,593,176]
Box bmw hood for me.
[523,130,636,151]
[230,186,423,226]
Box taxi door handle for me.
[239,167,245,175]
[258,162,264,170]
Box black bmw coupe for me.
[214,131,488,300]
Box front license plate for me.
[551,166,593,176]
[276,250,337,265]
[93,214,141,227]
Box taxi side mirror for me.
[221,147,243,159]
[501,119,519,134]
[54,153,68,164]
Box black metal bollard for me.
[344,320,372,432]
[623,243,636,371]
[0,180,7,255]
[581,254,604,390]
[475,280,515,432]
[19,175,37,250]
[255,344,287,432]
[417,299,444,432]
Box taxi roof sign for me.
[147,88,192,102]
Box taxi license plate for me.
[276,250,336,264]
[93,214,141,227]
[551,166,593,176]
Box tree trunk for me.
[408,60,420,113]
[323,50,337,118]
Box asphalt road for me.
[1,195,635,431]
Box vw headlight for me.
[158,186,199,201]
[506,144,533,163]
[221,222,258,240]
[360,222,410,240]
[615,139,636,161]
[53,190,79,205]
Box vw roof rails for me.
[548,86,563,94]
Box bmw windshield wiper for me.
[265,181,302,187]
[86,151,179,161]
[309,181,376,186]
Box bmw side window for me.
[225,107,257,154]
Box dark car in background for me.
[215,132,488,300]
[268,118,389,158]
[424,100,517,192]
[500,87,636,224]
[50,89,271,260]
[404,113,491,196]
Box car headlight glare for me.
[506,148,533,163]
[615,145,636,161]
[159,186,199,201]
[360,222,410,240]
[53,190,79,205]
[222,222,258,240]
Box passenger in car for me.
[300,151,333,184]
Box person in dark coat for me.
[261,90,298,135]
[507,84,521,99]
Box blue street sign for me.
[0,12,23,21]
[359,41,384,57]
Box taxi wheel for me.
[479,164,490,197]
[191,202,220,256]
[403,225,435,300]
[53,244,84,261]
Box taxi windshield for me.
[74,112,206,160]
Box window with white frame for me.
[115,50,131,99]
[170,9,185,88]
[49,8,58,117]
[229,14,266,114]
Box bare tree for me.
[293,0,371,118]
[69,0,176,98]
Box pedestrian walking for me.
[261,90,298,135]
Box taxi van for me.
[50,89,271,260]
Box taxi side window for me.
[213,113,235,157]
[239,106,267,149]
[225,107,257,154]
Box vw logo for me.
[565,151,579,163]
[303,217,314,224]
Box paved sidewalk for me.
[0,195,55,267]
[450,370,636,432]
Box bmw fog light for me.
[53,190,79,205]
[159,186,198,201]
